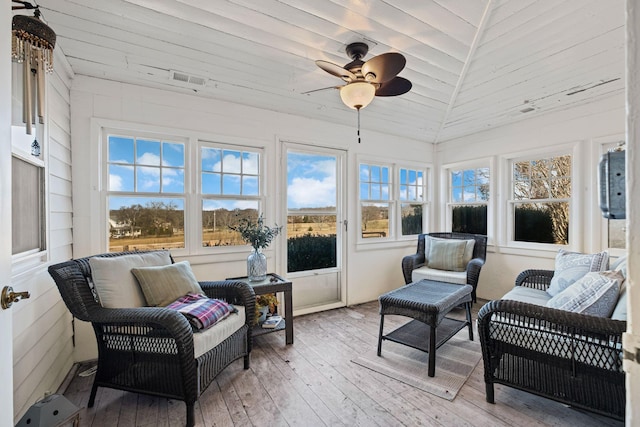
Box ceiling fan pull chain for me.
[357,107,361,143]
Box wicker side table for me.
[377,279,473,377]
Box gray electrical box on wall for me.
[599,144,626,219]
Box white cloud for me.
[137,152,161,166]
[109,174,123,191]
[288,176,335,208]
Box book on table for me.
[261,315,283,329]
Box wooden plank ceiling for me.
[34,0,625,143]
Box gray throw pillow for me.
[546,270,623,317]
[547,249,609,296]
[427,238,469,272]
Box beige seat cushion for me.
[193,306,246,358]
[90,251,172,308]
[501,286,552,307]
[411,266,467,284]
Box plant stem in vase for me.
[247,248,267,281]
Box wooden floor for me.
[62,300,624,427]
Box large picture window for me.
[449,167,489,235]
[511,154,571,245]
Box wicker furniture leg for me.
[428,324,436,377]
[465,301,473,341]
[377,315,385,356]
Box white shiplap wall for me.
[12,50,75,421]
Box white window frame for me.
[197,139,265,254]
[357,156,430,244]
[503,145,577,250]
[442,159,492,242]
[11,125,49,273]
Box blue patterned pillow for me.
[547,250,609,296]
[546,271,623,317]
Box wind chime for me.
[11,1,56,137]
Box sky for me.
[107,136,338,212]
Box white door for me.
[282,142,347,313]
[1,3,15,425]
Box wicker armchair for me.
[48,251,255,427]
[478,269,625,420]
[401,232,487,302]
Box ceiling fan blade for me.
[361,52,406,83]
[375,77,412,96]
[301,85,343,95]
[315,60,356,82]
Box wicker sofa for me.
[48,250,255,427]
[478,260,627,420]
[401,232,487,302]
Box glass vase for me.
[247,248,267,281]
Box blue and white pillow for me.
[547,249,609,296]
[546,270,623,317]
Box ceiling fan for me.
[309,42,412,110]
[308,42,411,143]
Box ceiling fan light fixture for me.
[340,81,375,110]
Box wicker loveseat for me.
[478,260,627,420]
[401,232,487,302]
[48,250,255,427]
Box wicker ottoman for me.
[377,279,473,377]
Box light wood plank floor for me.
[61,300,624,427]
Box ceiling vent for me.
[169,70,207,87]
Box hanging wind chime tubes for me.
[11,4,56,135]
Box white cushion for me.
[193,306,246,358]
[411,266,467,284]
[90,251,171,308]
[501,286,552,307]
[611,285,627,321]
[547,249,609,296]
[546,270,623,317]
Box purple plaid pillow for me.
[166,293,237,330]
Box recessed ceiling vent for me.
[170,70,207,87]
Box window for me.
[399,167,426,236]
[360,163,390,238]
[12,155,45,256]
[200,145,261,247]
[601,141,626,250]
[510,154,571,245]
[449,167,489,235]
[359,161,428,240]
[107,133,186,252]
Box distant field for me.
[109,219,390,251]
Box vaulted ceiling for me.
[34,0,625,143]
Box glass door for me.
[283,143,346,312]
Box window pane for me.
[401,204,423,236]
[243,175,259,196]
[361,203,389,238]
[452,205,487,235]
[162,168,184,193]
[223,174,241,194]
[108,196,185,252]
[452,187,463,203]
[137,139,161,165]
[360,183,369,200]
[287,214,337,272]
[202,147,222,172]
[108,136,134,164]
[243,152,259,174]
[12,157,44,254]
[287,152,336,209]
[202,201,259,247]
[222,150,241,173]
[109,164,134,191]
[137,166,160,192]
[514,202,568,244]
[202,173,221,194]
[163,142,184,167]
[451,171,462,187]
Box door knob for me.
[1,286,30,310]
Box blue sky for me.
[287,152,336,210]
